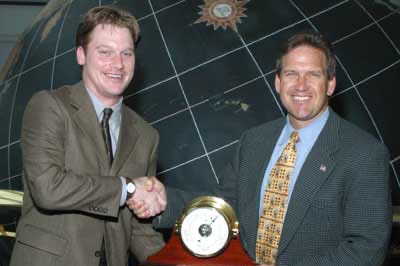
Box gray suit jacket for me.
[11,82,164,266]
[160,110,392,266]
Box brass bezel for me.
[175,196,239,258]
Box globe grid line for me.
[0,0,398,196]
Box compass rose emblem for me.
[194,0,249,32]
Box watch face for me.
[180,207,230,257]
[127,182,136,194]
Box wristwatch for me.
[125,177,136,200]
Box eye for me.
[122,51,134,57]
[284,71,298,78]
[99,50,111,56]
[308,72,322,78]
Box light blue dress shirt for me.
[86,88,122,153]
[86,87,127,206]
[259,108,330,216]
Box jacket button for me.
[95,251,101,257]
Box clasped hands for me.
[126,176,166,218]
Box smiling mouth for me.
[292,95,311,101]
[105,73,123,79]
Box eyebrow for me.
[282,68,323,73]
[95,45,134,52]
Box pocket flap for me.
[18,224,67,256]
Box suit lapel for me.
[111,106,139,174]
[278,111,341,256]
[70,85,140,173]
[69,82,109,167]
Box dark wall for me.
[0,0,399,238]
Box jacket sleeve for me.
[21,91,121,217]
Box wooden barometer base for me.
[143,233,255,266]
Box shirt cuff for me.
[120,176,128,206]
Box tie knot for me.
[290,131,300,144]
[103,108,113,121]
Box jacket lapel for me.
[69,81,110,167]
[111,106,139,174]
[277,110,341,256]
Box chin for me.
[108,85,126,94]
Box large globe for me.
[1,0,399,238]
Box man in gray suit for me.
[11,6,166,266]
[131,31,392,266]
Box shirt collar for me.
[85,87,123,122]
[279,107,330,146]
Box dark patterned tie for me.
[101,108,114,165]
[256,131,300,264]
[99,108,113,266]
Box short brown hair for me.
[276,31,336,80]
[76,6,140,51]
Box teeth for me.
[106,74,122,78]
[293,96,310,101]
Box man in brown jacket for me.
[11,6,166,266]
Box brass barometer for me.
[174,196,239,258]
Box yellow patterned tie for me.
[256,131,300,264]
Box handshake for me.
[125,176,166,218]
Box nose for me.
[297,75,307,91]
[112,54,124,69]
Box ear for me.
[76,46,86,66]
[275,74,281,94]
[327,77,336,96]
